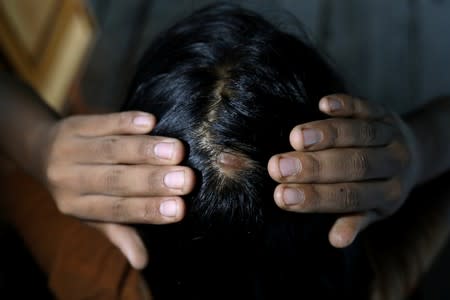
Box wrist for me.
[28,117,59,182]
[403,96,450,184]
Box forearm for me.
[367,171,450,300]
[405,96,450,185]
[367,97,450,299]
[0,72,59,179]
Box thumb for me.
[89,222,148,269]
[328,212,377,248]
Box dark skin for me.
[0,73,194,268]
[1,72,450,269]
[269,94,450,247]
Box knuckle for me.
[342,188,360,210]
[360,123,377,144]
[334,186,360,211]
[112,197,128,222]
[306,154,322,181]
[350,151,370,178]
[102,168,124,193]
[97,137,118,161]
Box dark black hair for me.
[123,3,370,299]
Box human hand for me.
[268,94,420,248]
[39,111,195,268]
[88,222,150,270]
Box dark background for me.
[82,0,450,115]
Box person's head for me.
[123,3,344,233]
[122,5,373,299]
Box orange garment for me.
[0,165,147,300]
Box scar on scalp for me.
[196,63,255,178]
[216,151,252,177]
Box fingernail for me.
[164,171,185,189]
[302,128,322,147]
[159,200,178,217]
[154,142,174,159]
[327,97,342,112]
[133,115,152,127]
[279,157,301,177]
[283,188,305,205]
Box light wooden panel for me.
[0,0,96,112]
[0,0,58,58]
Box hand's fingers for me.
[71,135,185,165]
[273,180,399,213]
[88,223,149,269]
[328,212,377,248]
[61,165,195,197]
[63,195,186,224]
[64,111,156,136]
[268,147,403,183]
[289,118,394,151]
[319,94,387,119]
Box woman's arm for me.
[406,96,450,184]
[0,72,58,179]
[0,72,195,268]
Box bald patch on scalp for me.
[216,151,253,178]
